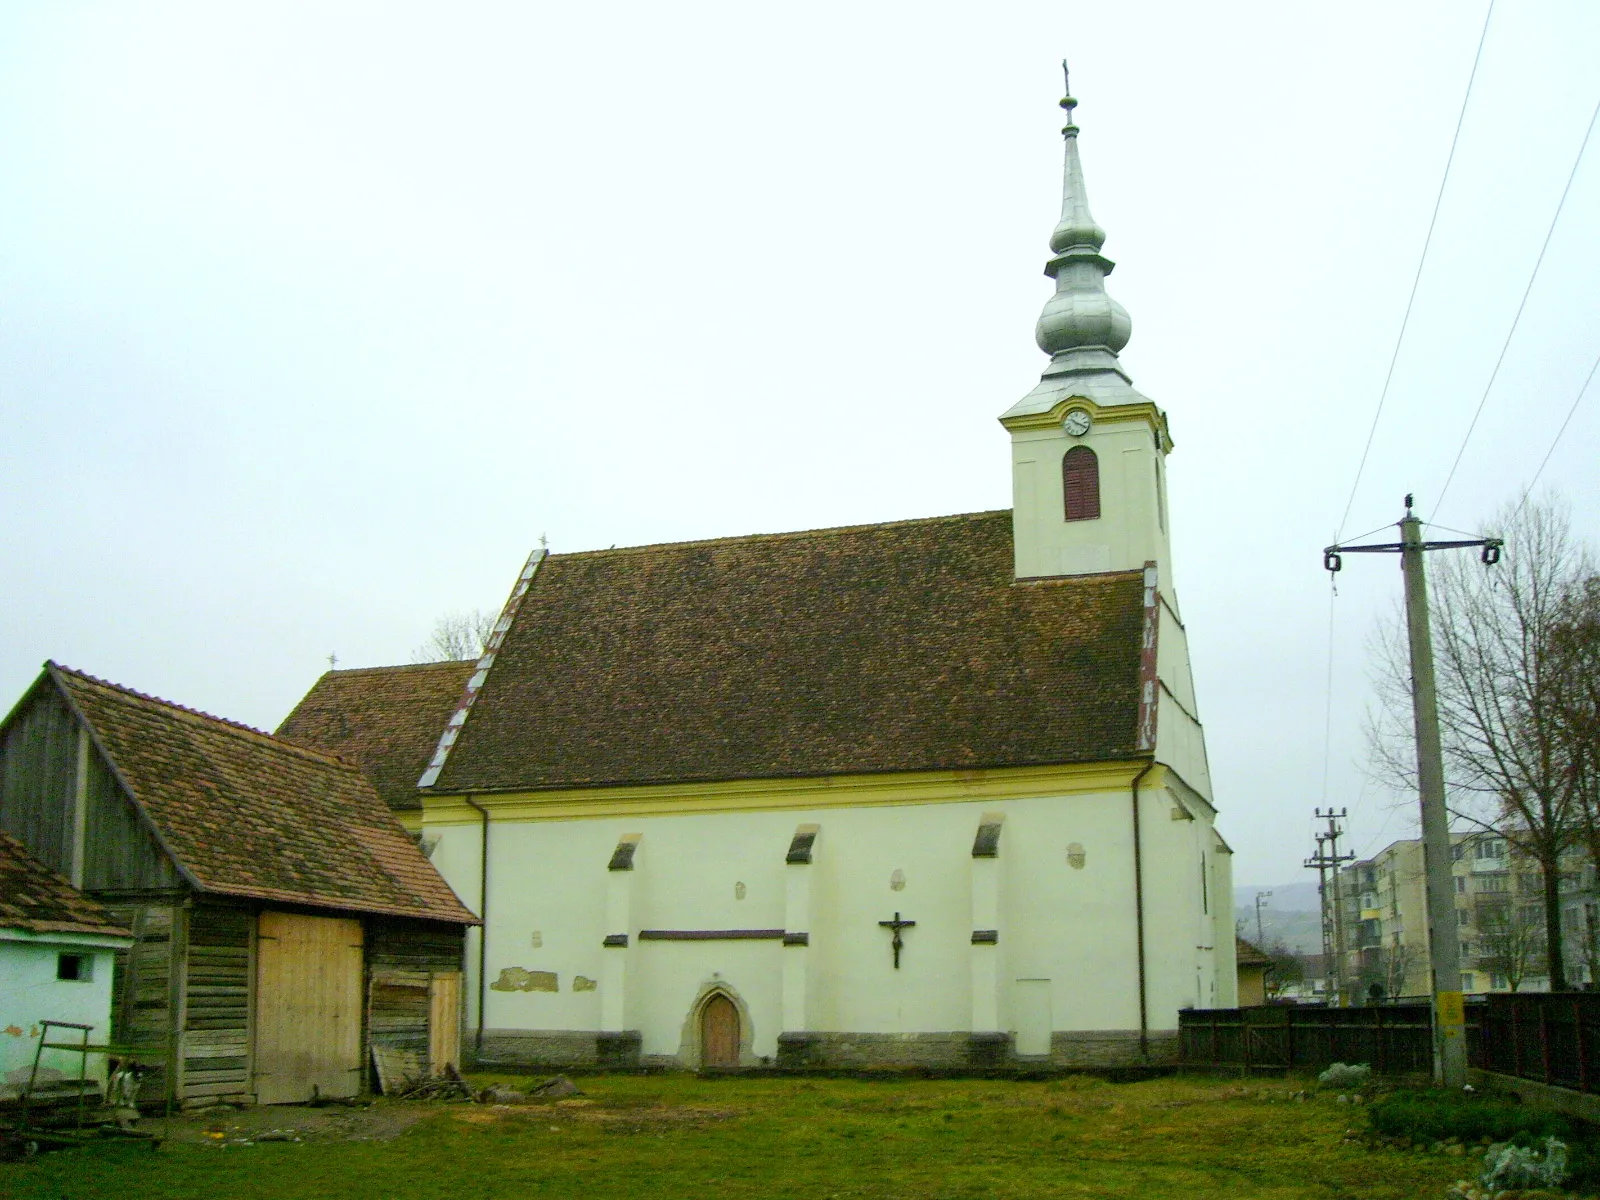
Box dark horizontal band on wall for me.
[637,929,787,941]
[783,932,809,946]
[602,933,629,947]
[971,930,999,944]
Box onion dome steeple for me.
[1006,64,1145,418]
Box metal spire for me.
[1004,62,1142,419]
[1048,61,1108,259]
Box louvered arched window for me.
[1062,446,1100,521]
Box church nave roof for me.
[430,509,1147,794]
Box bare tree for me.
[1368,500,1592,991]
[1549,575,1600,901]
[1473,896,1545,992]
[412,608,496,663]
[1263,942,1306,997]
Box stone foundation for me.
[1052,1029,1179,1068]
[471,1027,1176,1072]
[772,1032,981,1069]
[470,1029,602,1068]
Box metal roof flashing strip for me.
[418,548,547,789]
[1136,561,1159,754]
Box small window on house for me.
[57,953,91,982]
[1062,446,1100,521]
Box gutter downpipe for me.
[1131,758,1156,1059]
[465,797,491,1057]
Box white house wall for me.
[0,932,125,1095]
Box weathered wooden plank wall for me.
[183,904,253,1101]
[82,748,179,892]
[106,902,182,1104]
[367,918,466,1072]
[0,687,77,873]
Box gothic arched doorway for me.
[700,992,740,1069]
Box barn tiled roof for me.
[434,510,1145,793]
[49,667,477,925]
[277,661,475,812]
[0,831,132,940]
[1235,937,1271,967]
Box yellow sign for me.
[1436,990,1465,1030]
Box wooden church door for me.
[700,994,739,1068]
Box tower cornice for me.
[1000,395,1172,453]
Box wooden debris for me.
[528,1075,582,1099]
[392,1063,473,1102]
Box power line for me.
[1336,0,1496,540]
[1317,573,1337,808]
[1508,344,1600,524]
[1434,88,1600,517]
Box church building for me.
[297,75,1235,1071]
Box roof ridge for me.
[50,663,361,774]
[322,661,477,677]
[550,509,1011,561]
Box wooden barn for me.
[0,664,478,1107]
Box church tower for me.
[1001,67,1174,583]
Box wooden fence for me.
[1471,992,1600,1095]
[1179,1002,1480,1076]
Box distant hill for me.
[1234,881,1324,955]
[1234,881,1320,913]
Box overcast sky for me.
[3,2,1597,887]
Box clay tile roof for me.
[277,661,476,812]
[435,510,1145,793]
[49,666,477,925]
[0,831,132,941]
[1235,937,1271,966]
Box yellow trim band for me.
[422,761,1166,826]
[1002,396,1173,452]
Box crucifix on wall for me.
[878,911,915,969]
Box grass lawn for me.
[4,1073,1478,1200]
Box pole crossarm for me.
[1324,538,1501,554]
[1324,535,1501,573]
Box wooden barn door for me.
[701,994,739,1068]
[254,911,364,1104]
[428,971,462,1074]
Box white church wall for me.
[425,768,1210,1069]
[1156,689,1213,802]
[1155,597,1198,716]
[1211,839,1239,1008]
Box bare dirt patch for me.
[141,1099,432,1146]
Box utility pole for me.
[1308,834,1333,1000]
[1254,890,1273,947]
[1305,814,1353,1006]
[1324,495,1501,1087]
